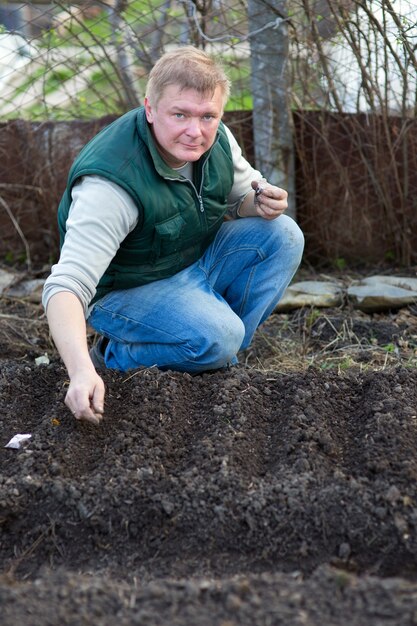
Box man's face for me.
[144,84,224,168]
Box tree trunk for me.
[247,0,296,218]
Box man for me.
[43,46,304,425]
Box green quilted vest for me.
[57,107,234,303]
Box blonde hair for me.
[145,46,230,107]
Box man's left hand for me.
[250,179,288,220]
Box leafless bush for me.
[290,0,417,264]
[0,0,416,265]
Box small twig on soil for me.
[122,365,158,383]
[6,525,51,578]
[0,313,45,323]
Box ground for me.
[1,272,417,625]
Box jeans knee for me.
[270,215,304,264]
[277,214,304,245]
[290,219,305,255]
[192,315,245,367]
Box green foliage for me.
[333,570,352,590]
[305,307,321,328]
[333,258,347,271]
[225,93,252,111]
[13,67,44,96]
[320,358,333,370]
[4,251,14,264]
[224,61,252,111]
[39,27,62,50]
[0,0,256,120]
[384,250,396,262]
[39,14,112,48]
[3,251,27,265]
[44,67,77,94]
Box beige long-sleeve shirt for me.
[42,125,262,316]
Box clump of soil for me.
[1,274,417,624]
[1,352,417,624]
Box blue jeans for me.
[88,215,304,372]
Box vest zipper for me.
[162,139,217,213]
[165,177,205,213]
[195,150,212,213]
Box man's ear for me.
[144,97,153,123]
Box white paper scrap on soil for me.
[5,433,32,449]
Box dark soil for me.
[1,290,417,625]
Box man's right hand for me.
[46,291,106,426]
[65,367,105,425]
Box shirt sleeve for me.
[224,124,263,219]
[42,176,139,317]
